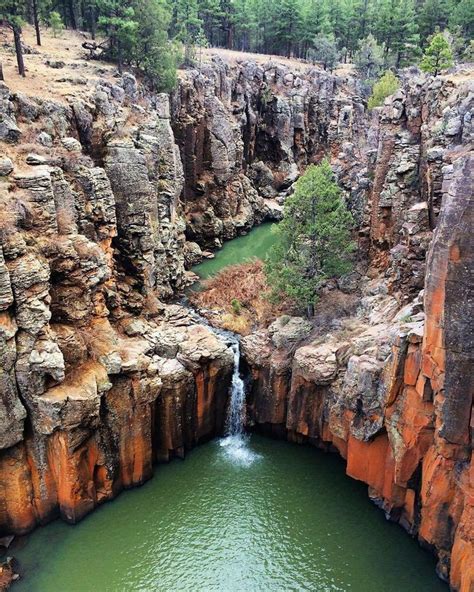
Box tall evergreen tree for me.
[96,0,138,72]
[418,0,451,43]
[355,34,385,80]
[265,160,354,315]
[174,0,204,63]
[132,0,178,90]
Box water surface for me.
[191,222,278,280]
[13,436,446,592]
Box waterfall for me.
[181,300,258,465]
[224,340,246,438]
[219,333,259,466]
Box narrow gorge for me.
[0,34,472,592]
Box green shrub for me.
[368,71,399,110]
[231,298,242,315]
[49,11,64,38]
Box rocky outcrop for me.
[172,57,368,249]
[0,74,234,536]
[0,45,472,592]
[0,310,232,533]
[243,151,473,592]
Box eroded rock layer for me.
[0,52,472,591]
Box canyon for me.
[0,31,472,591]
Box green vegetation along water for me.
[13,435,446,592]
[191,222,278,280]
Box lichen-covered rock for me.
[268,316,312,349]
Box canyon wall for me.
[0,73,234,536]
[0,46,472,591]
[242,77,473,591]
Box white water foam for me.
[219,339,260,466]
[181,303,259,466]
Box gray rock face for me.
[268,316,312,349]
[0,157,13,176]
[172,59,368,248]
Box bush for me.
[368,71,399,110]
[265,160,354,315]
[231,298,242,315]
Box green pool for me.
[12,436,446,592]
[191,222,278,280]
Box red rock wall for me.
[0,358,232,535]
[245,154,473,591]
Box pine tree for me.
[198,0,223,46]
[307,34,339,70]
[450,0,474,39]
[232,0,258,51]
[355,34,385,80]
[174,0,204,64]
[0,0,26,77]
[132,0,178,91]
[265,160,354,315]
[96,0,138,72]
[418,0,451,43]
[49,11,65,37]
[420,31,454,75]
[270,0,302,57]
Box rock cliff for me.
[242,77,473,591]
[0,41,472,591]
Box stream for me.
[190,222,278,281]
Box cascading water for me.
[219,336,259,466]
[224,340,246,438]
[182,301,259,465]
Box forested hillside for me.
[1,0,473,89]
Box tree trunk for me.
[32,0,41,45]
[13,26,26,77]
[227,25,234,50]
[117,42,123,73]
[89,4,96,40]
[68,0,77,29]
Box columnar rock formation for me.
[0,48,472,591]
[0,74,234,536]
[241,74,473,591]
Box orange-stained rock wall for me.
[245,155,473,591]
[0,359,232,535]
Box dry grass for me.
[189,260,295,335]
[0,24,117,101]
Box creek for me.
[191,222,278,281]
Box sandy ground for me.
[0,25,116,101]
